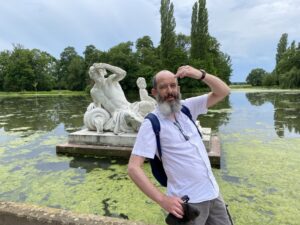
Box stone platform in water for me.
[56,126,221,168]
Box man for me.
[128,65,231,225]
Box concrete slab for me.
[66,126,211,150]
[0,201,149,225]
[56,134,221,168]
[68,129,137,147]
[56,123,220,168]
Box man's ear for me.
[177,85,180,92]
[151,88,157,97]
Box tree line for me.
[246,33,300,88]
[0,0,232,93]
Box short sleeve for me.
[181,94,208,121]
[131,119,157,159]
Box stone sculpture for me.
[84,63,156,134]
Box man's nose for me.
[167,85,173,93]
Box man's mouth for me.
[165,94,176,101]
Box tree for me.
[3,46,36,91]
[176,33,191,53]
[246,68,267,86]
[106,42,139,91]
[0,50,10,91]
[135,36,161,86]
[31,49,56,91]
[160,0,176,70]
[57,47,85,90]
[190,0,209,60]
[276,39,300,88]
[276,33,288,65]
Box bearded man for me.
[128,65,232,225]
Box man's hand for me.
[175,65,202,80]
[159,195,184,219]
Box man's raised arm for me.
[175,65,230,108]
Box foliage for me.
[246,68,267,86]
[160,0,176,70]
[0,1,232,92]
[106,42,139,91]
[0,46,56,91]
[190,0,209,60]
[248,32,300,88]
[56,47,86,90]
[276,33,288,65]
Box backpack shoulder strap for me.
[145,113,162,158]
[181,105,192,120]
[181,105,202,138]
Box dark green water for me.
[0,90,299,224]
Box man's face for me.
[153,72,181,116]
[155,75,179,103]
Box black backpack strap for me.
[145,113,167,187]
[145,113,162,158]
[181,105,202,138]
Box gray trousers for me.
[183,195,233,225]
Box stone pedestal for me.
[56,124,221,168]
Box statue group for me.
[84,63,156,134]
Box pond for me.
[0,90,299,225]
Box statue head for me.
[89,64,107,81]
[136,77,147,89]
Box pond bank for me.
[0,201,149,225]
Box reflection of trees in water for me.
[246,92,300,137]
[199,96,231,132]
[0,93,232,134]
[0,96,91,132]
[69,156,128,173]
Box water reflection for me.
[183,93,232,133]
[0,96,90,132]
[0,92,300,224]
[245,92,300,137]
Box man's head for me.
[151,70,181,116]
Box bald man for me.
[128,66,232,225]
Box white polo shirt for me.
[132,94,219,203]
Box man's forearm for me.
[128,164,165,205]
[202,73,230,98]
[196,70,230,108]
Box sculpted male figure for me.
[86,63,143,134]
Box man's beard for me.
[156,92,182,117]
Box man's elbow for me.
[224,86,231,97]
[127,163,135,178]
[127,161,139,179]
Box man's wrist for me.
[199,69,206,80]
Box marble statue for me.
[84,63,156,134]
[133,77,157,117]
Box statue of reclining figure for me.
[84,63,156,134]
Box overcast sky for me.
[1,0,299,82]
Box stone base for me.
[56,127,221,168]
[68,129,137,147]
[66,127,211,150]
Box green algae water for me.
[0,90,300,225]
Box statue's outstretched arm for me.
[101,63,126,82]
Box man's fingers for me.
[172,206,184,218]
